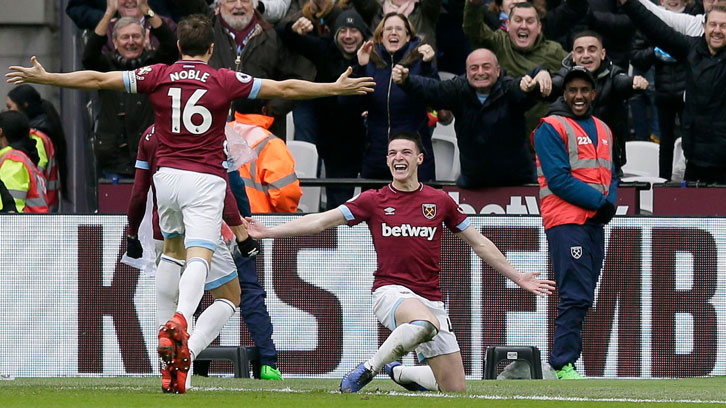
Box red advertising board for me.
[653,186,726,215]
[443,185,640,215]
[0,215,724,378]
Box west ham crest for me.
[422,203,437,219]
[570,246,582,259]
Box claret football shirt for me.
[123,60,261,178]
[340,183,470,301]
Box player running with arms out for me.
[126,124,266,392]
[244,131,556,393]
[7,14,374,394]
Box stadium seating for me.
[621,141,666,213]
[287,140,321,213]
[286,111,295,143]
[431,120,460,182]
[622,141,660,178]
[438,71,457,81]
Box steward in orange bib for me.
[230,99,302,214]
[0,111,48,213]
[30,128,59,212]
[531,67,617,380]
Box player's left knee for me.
[410,320,438,342]
[214,298,238,313]
[211,282,241,307]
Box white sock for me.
[188,298,237,359]
[156,255,184,328]
[176,257,208,323]
[394,364,439,391]
[366,322,437,372]
[185,365,193,390]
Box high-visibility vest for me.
[230,113,301,213]
[30,129,59,212]
[0,146,49,213]
[533,115,613,230]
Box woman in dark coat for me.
[351,12,439,181]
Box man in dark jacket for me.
[551,31,649,173]
[621,0,726,183]
[631,0,694,181]
[207,0,314,138]
[82,1,177,177]
[463,1,565,133]
[392,48,550,188]
[278,8,370,209]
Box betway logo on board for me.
[381,223,437,241]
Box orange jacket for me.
[535,115,613,229]
[0,146,49,213]
[30,129,59,212]
[230,113,302,213]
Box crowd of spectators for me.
[4,0,722,213]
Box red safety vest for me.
[533,115,613,230]
[30,129,59,211]
[0,148,49,213]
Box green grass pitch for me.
[1,377,726,407]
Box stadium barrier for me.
[0,214,724,379]
[97,181,645,214]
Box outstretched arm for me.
[636,0,704,36]
[256,67,375,99]
[620,0,691,61]
[243,208,347,239]
[462,0,497,49]
[7,56,125,91]
[456,226,556,297]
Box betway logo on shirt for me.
[381,223,437,241]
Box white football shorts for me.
[372,284,460,361]
[153,167,225,251]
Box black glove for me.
[126,235,143,259]
[237,236,261,257]
[590,201,616,225]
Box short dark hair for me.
[0,111,30,143]
[706,4,726,22]
[510,2,541,22]
[388,131,425,156]
[177,14,214,57]
[572,30,604,47]
[0,110,39,165]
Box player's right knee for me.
[409,320,439,343]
